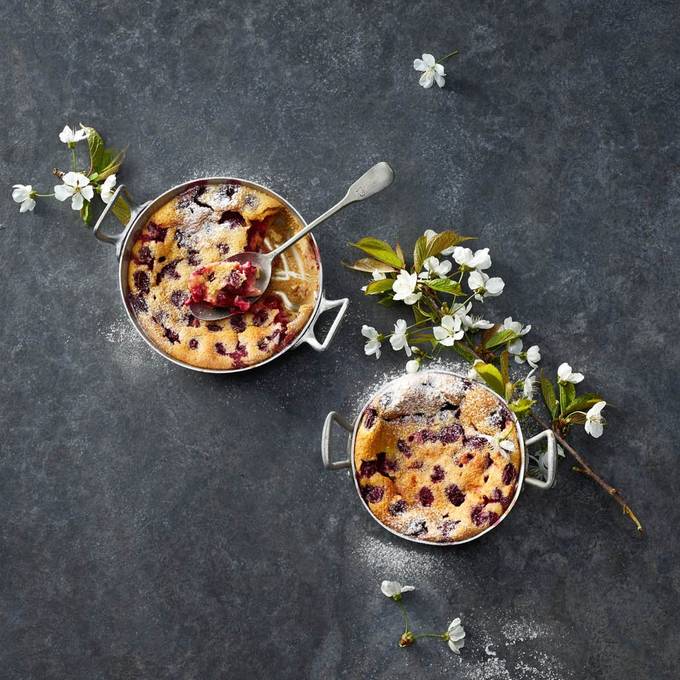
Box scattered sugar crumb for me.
[502,619,552,645]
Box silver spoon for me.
[189,161,395,321]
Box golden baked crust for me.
[126,182,319,370]
[353,372,522,543]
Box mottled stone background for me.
[1,1,678,678]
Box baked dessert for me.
[188,259,260,311]
[126,182,320,370]
[353,372,522,543]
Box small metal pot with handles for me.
[322,370,558,545]
[93,177,350,373]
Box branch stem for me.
[530,413,643,533]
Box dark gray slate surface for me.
[2,1,679,678]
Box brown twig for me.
[531,413,643,534]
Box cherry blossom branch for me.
[530,412,643,534]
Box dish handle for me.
[523,429,557,490]
[299,295,349,352]
[321,411,353,469]
[92,184,146,259]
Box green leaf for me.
[364,278,395,295]
[97,148,125,180]
[111,194,131,225]
[509,398,534,417]
[558,382,576,414]
[80,200,93,226]
[351,237,404,269]
[540,374,558,418]
[564,393,604,415]
[452,342,476,363]
[423,278,464,295]
[566,411,587,424]
[395,243,405,265]
[86,128,106,173]
[425,230,473,258]
[413,235,429,273]
[342,257,397,273]
[484,328,519,349]
[473,361,505,396]
[500,350,510,384]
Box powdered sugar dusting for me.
[100,317,166,370]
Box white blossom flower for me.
[100,174,117,204]
[468,270,504,301]
[446,617,466,654]
[502,316,531,336]
[389,319,411,356]
[12,184,36,213]
[421,256,452,279]
[413,53,446,89]
[584,401,606,438]
[499,439,515,455]
[557,362,584,384]
[362,325,381,359]
[512,343,541,368]
[453,246,492,270]
[361,270,387,292]
[525,345,541,368]
[523,373,535,399]
[433,314,464,346]
[508,338,523,358]
[58,124,88,145]
[392,270,421,305]
[54,172,94,211]
[381,580,415,600]
[406,358,420,374]
[424,229,455,255]
[467,366,479,381]
[454,302,493,331]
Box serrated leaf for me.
[540,374,558,418]
[564,393,604,415]
[364,278,395,295]
[452,342,476,363]
[413,235,429,273]
[485,328,519,349]
[473,361,505,396]
[425,230,473,258]
[423,278,464,295]
[509,398,534,417]
[342,257,397,273]
[351,237,404,268]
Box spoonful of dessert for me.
[189,161,394,321]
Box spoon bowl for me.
[190,162,394,321]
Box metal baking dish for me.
[93,178,348,373]
[322,370,557,545]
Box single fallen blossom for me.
[413,50,460,89]
[381,581,415,600]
